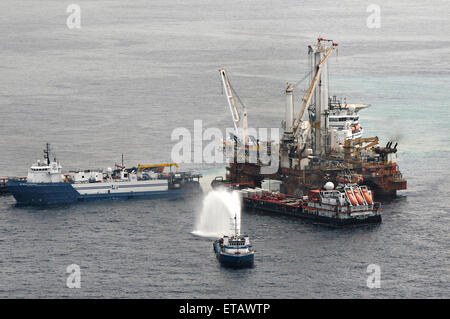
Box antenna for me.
[43,143,51,165]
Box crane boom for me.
[219,68,240,133]
[137,163,179,170]
[292,42,337,139]
[219,68,249,145]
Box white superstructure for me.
[27,160,63,183]
[327,98,370,150]
[222,235,252,254]
[27,143,64,183]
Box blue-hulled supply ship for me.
[6,144,202,206]
[213,215,254,268]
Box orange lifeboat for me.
[353,189,364,205]
[346,190,357,206]
[361,188,373,205]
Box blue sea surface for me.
[0,0,449,298]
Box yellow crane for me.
[137,163,179,171]
[344,137,379,161]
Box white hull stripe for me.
[73,183,168,190]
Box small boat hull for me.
[214,241,254,268]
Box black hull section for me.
[243,198,381,227]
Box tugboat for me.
[213,215,254,267]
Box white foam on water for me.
[192,188,241,238]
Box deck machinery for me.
[220,38,407,198]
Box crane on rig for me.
[344,137,379,158]
[219,68,249,146]
[291,38,338,151]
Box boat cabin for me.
[27,159,63,183]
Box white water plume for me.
[192,189,241,238]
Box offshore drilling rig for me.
[218,38,407,198]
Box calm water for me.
[0,0,449,298]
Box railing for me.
[0,177,27,192]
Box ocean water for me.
[0,0,449,298]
